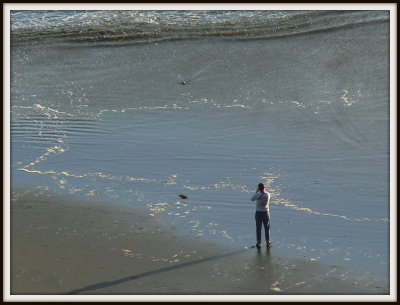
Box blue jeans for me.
[255,211,270,244]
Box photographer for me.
[251,183,271,249]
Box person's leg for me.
[263,211,271,247]
[255,212,262,247]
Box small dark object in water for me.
[180,80,189,85]
[179,194,188,199]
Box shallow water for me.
[10,10,390,285]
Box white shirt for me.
[251,192,270,212]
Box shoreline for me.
[8,189,389,299]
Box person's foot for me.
[256,242,261,249]
[267,241,272,249]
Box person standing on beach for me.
[251,183,271,249]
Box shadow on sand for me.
[67,246,259,294]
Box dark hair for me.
[258,183,265,190]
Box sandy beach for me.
[7,7,393,302]
[8,190,388,299]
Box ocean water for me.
[10,10,390,286]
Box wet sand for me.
[9,191,389,299]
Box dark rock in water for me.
[179,194,188,199]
